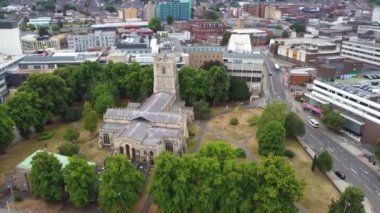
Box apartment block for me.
[67,31,117,52]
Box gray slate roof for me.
[104,109,183,124]
[140,92,174,112]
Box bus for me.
[274,63,280,71]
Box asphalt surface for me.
[264,55,380,212]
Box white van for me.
[308,119,319,128]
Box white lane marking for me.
[352,173,361,182]
[328,147,334,153]
[364,184,375,194]
[376,190,380,197]
[351,167,358,174]
[332,155,339,161]
[361,169,369,174]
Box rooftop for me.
[19,51,102,64]
[16,150,94,171]
[117,34,150,49]
[290,67,316,75]
[182,45,226,53]
[104,108,183,124]
[139,92,174,112]
[223,51,263,59]
[228,28,267,34]
[271,38,336,47]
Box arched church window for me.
[162,66,166,74]
[103,133,110,145]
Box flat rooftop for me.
[271,38,336,47]
[228,28,267,34]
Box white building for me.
[28,17,51,28]
[357,25,380,34]
[21,34,62,53]
[305,79,380,144]
[67,31,117,52]
[340,38,380,66]
[0,55,24,102]
[227,28,267,53]
[0,18,23,55]
[372,7,380,23]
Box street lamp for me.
[343,201,351,213]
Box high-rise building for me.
[0,17,23,55]
[158,0,191,21]
[372,6,380,23]
[144,2,157,21]
[124,8,139,20]
[67,31,117,52]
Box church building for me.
[99,54,194,163]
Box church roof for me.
[104,108,183,124]
[139,91,174,112]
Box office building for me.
[357,25,380,34]
[305,79,380,145]
[0,17,23,55]
[340,38,380,67]
[182,46,225,69]
[21,34,62,53]
[0,55,24,102]
[123,8,139,20]
[158,0,191,21]
[67,31,117,52]
[144,2,158,21]
[372,6,380,23]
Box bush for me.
[37,131,54,141]
[63,128,80,142]
[248,115,260,126]
[13,192,23,202]
[234,148,246,158]
[193,100,211,119]
[230,118,239,126]
[59,143,80,156]
[62,107,82,122]
[284,149,295,158]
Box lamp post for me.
[343,201,351,213]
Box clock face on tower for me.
[162,66,166,74]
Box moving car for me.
[308,118,319,128]
[334,171,346,180]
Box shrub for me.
[234,148,246,158]
[37,131,54,141]
[230,118,239,126]
[63,128,80,142]
[13,192,23,202]
[59,143,80,156]
[248,115,260,126]
[62,107,82,122]
[284,149,295,158]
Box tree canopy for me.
[148,17,161,32]
[229,78,251,101]
[206,66,230,105]
[29,151,63,202]
[63,157,97,208]
[329,186,365,213]
[285,112,305,137]
[321,106,344,131]
[0,106,15,153]
[290,22,306,33]
[148,143,304,212]
[257,121,286,156]
[98,155,144,212]
[62,128,80,142]
[166,15,174,25]
[82,101,97,133]
[257,101,288,130]
[316,150,333,172]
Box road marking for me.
[328,147,334,153]
[351,167,358,174]
[361,169,369,174]
[364,184,375,194]
[352,173,361,182]
[362,175,370,182]
[376,190,380,197]
[332,155,339,161]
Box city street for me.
[264,55,380,212]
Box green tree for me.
[282,30,290,38]
[329,186,365,213]
[316,150,333,172]
[229,78,250,100]
[19,73,69,113]
[321,106,344,131]
[290,22,306,33]
[105,5,116,13]
[193,100,211,119]
[62,128,80,142]
[51,24,60,32]
[199,142,238,164]
[6,91,45,138]
[375,141,380,157]
[257,121,286,156]
[148,17,161,32]
[200,60,226,70]
[255,155,305,212]
[98,155,144,212]
[82,102,97,133]
[63,157,97,208]
[93,94,115,115]
[285,112,305,137]
[38,27,50,36]
[179,66,207,104]
[29,151,63,202]
[207,66,230,105]
[166,15,174,25]
[59,143,80,156]
[258,101,288,130]
[206,10,219,21]
[0,106,15,153]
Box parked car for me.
[334,171,346,180]
[308,118,319,128]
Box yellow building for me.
[124,8,138,20]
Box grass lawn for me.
[0,118,108,185]
[286,139,340,213]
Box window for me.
[103,133,110,145]
[162,66,166,74]
[33,65,41,70]
[165,142,173,153]
[48,64,55,69]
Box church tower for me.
[153,54,180,99]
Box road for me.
[264,55,380,212]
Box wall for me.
[361,119,380,145]
[188,52,223,69]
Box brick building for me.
[177,20,225,42]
